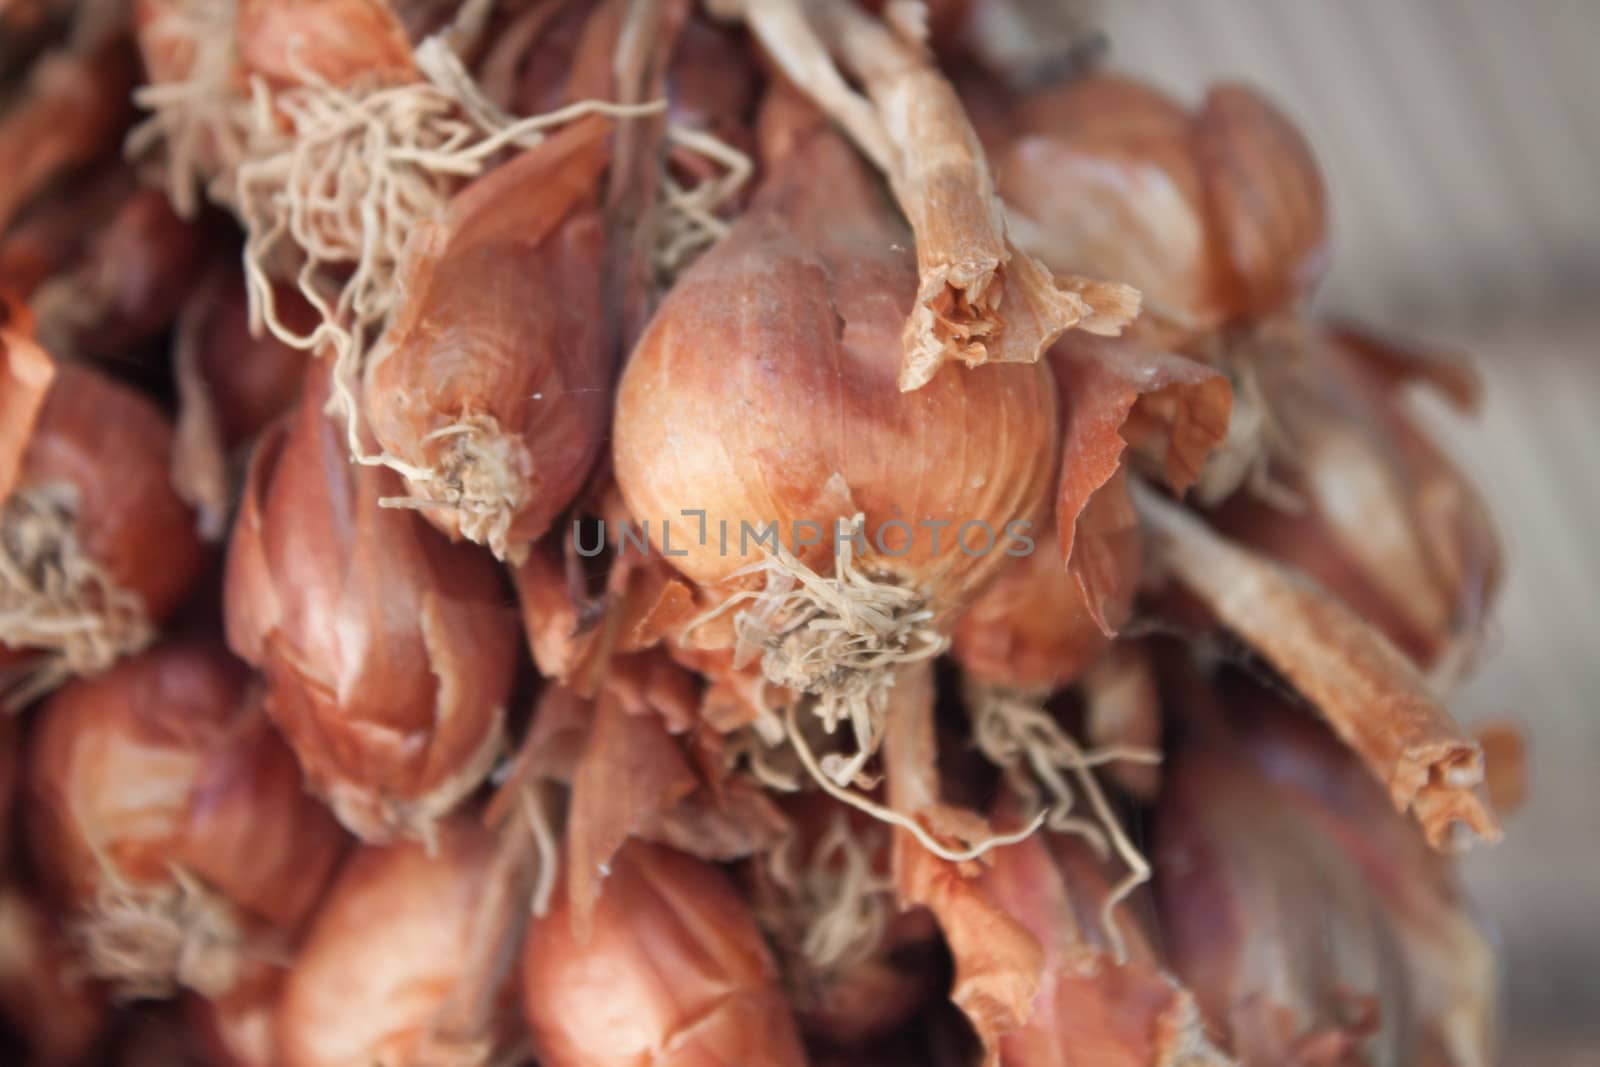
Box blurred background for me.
[1093,0,1599,1062]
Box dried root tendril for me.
[787,702,1043,865]
[763,812,893,973]
[518,782,560,919]
[968,685,1159,963]
[653,124,753,278]
[76,863,243,1000]
[125,0,252,218]
[687,515,947,788]
[378,415,532,562]
[0,484,153,709]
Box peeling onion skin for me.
[614,120,1058,608]
[24,643,346,998]
[224,365,518,844]
[276,818,509,1067]
[522,840,808,1067]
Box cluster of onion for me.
[0,0,1518,1065]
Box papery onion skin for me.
[193,276,314,450]
[950,514,1113,692]
[188,973,281,1067]
[224,365,518,843]
[614,122,1057,610]
[276,817,507,1067]
[365,119,612,562]
[1193,86,1330,320]
[24,643,346,997]
[996,76,1229,333]
[977,831,1229,1067]
[992,75,1329,331]
[3,361,207,691]
[1156,680,1497,1067]
[236,0,418,89]
[16,363,205,620]
[522,839,808,1067]
[0,882,107,1066]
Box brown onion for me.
[0,882,107,1065]
[1193,85,1330,319]
[996,75,1228,333]
[364,117,613,562]
[224,363,518,843]
[523,838,807,1067]
[29,187,210,362]
[993,75,1328,331]
[1156,680,1497,1066]
[2,323,206,705]
[276,816,517,1067]
[24,642,346,998]
[0,35,135,232]
[615,118,1057,782]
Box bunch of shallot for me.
[0,1,1519,1064]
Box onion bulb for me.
[276,817,516,1067]
[364,117,613,562]
[1156,679,1497,1066]
[2,308,206,706]
[0,880,107,1065]
[993,75,1328,332]
[224,363,518,843]
[522,839,807,1067]
[24,642,346,999]
[614,117,1057,787]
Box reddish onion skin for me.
[24,643,346,997]
[189,974,281,1067]
[3,361,207,688]
[224,365,518,843]
[977,832,1226,1067]
[614,123,1057,608]
[1155,687,1497,1066]
[0,882,108,1066]
[1193,86,1330,320]
[194,277,314,450]
[276,818,507,1067]
[17,363,205,620]
[951,514,1118,691]
[236,0,418,89]
[522,840,808,1067]
[365,119,612,562]
[993,76,1328,330]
